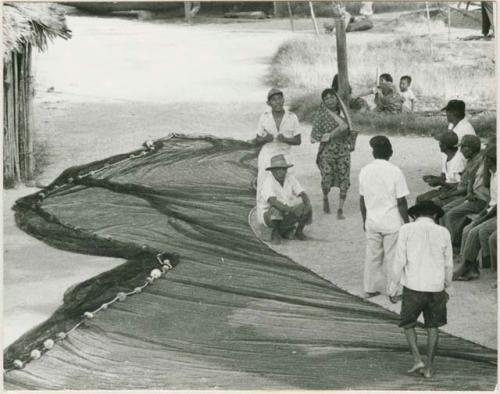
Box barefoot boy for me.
[389,201,453,378]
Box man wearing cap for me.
[433,134,484,207]
[442,99,476,141]
[389,201,452,379]
[442,143,491,249]
[454,144,496,281]
[258,154,312,243]
[255,88,301,170]
[417,131,466,203]
[359,135,410,299]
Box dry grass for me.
[269,26,495,111]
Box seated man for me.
[433,134,483,207]
[442,145,491,250]
[417,131,465,203]
[454,144,496,281]
[258,154,312,244]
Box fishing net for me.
[4,134,497,390]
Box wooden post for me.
[447,5,451,42]
[425,2,433,58]
[287,2,295,32]
[333,5,350,104]
[26,44,34,178]
[12,52,21,183]
[308,2,320,36]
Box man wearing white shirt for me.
[455,144,497,281]
[389,201,452,379]
[359,136,410,299]
[442,99,476,141]
[417,131,466,203]
[258,154,312,243]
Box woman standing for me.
[311,88,352,219]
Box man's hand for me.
[264,132,274,142]
[466,193,478,202]
[276,133,287,143]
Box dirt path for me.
[4,14,496,352]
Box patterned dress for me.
[311,103,352,194]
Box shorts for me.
[399,286,448,329]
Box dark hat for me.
[484,144,497,159]
[441,99,465,113]
[408,201,445,219]
[266,154,293,171]
[459,134,481,150]
[439,131,459,148]
[369,135,392,150]
[267,88,283,101]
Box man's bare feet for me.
[407,361,425,374]
[336,209,345,220]
[420,367,433,378]
[295,231,307,241]
[270,232,282,245]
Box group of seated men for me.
[416,99,497,281]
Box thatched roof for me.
[3,2,71,61]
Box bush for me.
[269,33,495,111]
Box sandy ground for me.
[3,13,497,353]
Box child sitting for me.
[374,73,404,113]
[399,75,416,112]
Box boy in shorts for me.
[388,201,453,378]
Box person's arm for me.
[360,196,367,232]
[276,133,301,146]
[255,115,273,145]
[277,113,301,146]
[267,196,291,214]
[397,196,410,224]
[471,205,496,226]
[256,132,273,145]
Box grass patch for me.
[269,31,495,111]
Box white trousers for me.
[363,230,399,294]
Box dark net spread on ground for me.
[5,135,497,390]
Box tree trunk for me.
[335,16,350,104]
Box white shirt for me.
[257,172,304,224]
[448,118,476,141]
[441,151,466,183]
[359,159,410,233]
[488,171,497,212]
[391,217,453,293]
[400,89,416,112]
[256,109,300,169]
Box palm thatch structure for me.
[3,3,71,187]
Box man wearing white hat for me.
[258,154,312,244]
